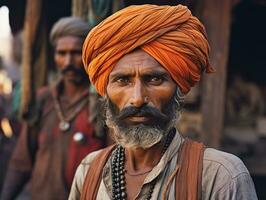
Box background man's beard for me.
[104,96,180,149]
[61,65,89,85]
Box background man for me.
[69,4,257,200]
[1,16,105,200]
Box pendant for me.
[73,132,86,144]
[59,121,70,131]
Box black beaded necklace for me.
[111,129,175,200]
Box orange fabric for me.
[83,4,214,96]
[174,138,205,200]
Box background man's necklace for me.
[111,129,175,200]
[53,95,89,131]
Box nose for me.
[130,80,148,108]
[64,53,73,66]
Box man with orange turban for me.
[69,4,257,200]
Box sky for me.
[0,6,11,38]
[0,6,13,94]
[0,6,11,60]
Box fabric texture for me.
[80,145,116,200]
[82,4,214,96]
[68,131,258,200]
[174,138,204,200]
[79,138,204,200]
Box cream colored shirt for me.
[68,132,258,200]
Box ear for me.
[174,87,185,109]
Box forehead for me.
[110,49,168,75]
[55,36,83,50]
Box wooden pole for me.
[21,0,41,117]
[21,0,47,118]
[196,0,232,147]
[72,0,89,19]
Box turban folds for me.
[83,4,214,96]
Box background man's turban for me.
[83,4,214,96]
[50,16,90,46]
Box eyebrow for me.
[143,71,169,77]
[110,70,169,77]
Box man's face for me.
[54,35,88,85]
[106,49,178,148]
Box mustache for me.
[115,105,169,123]
[61,65,85,75]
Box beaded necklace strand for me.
[111,129,175,200]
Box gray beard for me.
[105,102,180,149]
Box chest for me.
[125,173,147,200]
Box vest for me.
[81,138,205,200]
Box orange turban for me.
[83,4,214,96]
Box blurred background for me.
[0,0,265,199]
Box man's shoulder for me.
[35,86,52,105]
[201,148,257,199]
[36,86,51,98]
[80,149,104,167]
[70,147,114,196]
[69,149,105,199]
[203,148,249,178]
[78,145,114,173]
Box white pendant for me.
[59,121,70,131]
[73,132,86,144]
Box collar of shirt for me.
[101,130,184,198]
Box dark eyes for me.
[113,75,165,85]
[56,50,81,56]
[147,76,164,83]
[115,76,130,84]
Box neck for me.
[62,79,87,102]
[125,138,166,174]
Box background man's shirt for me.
[2,82,105,200]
